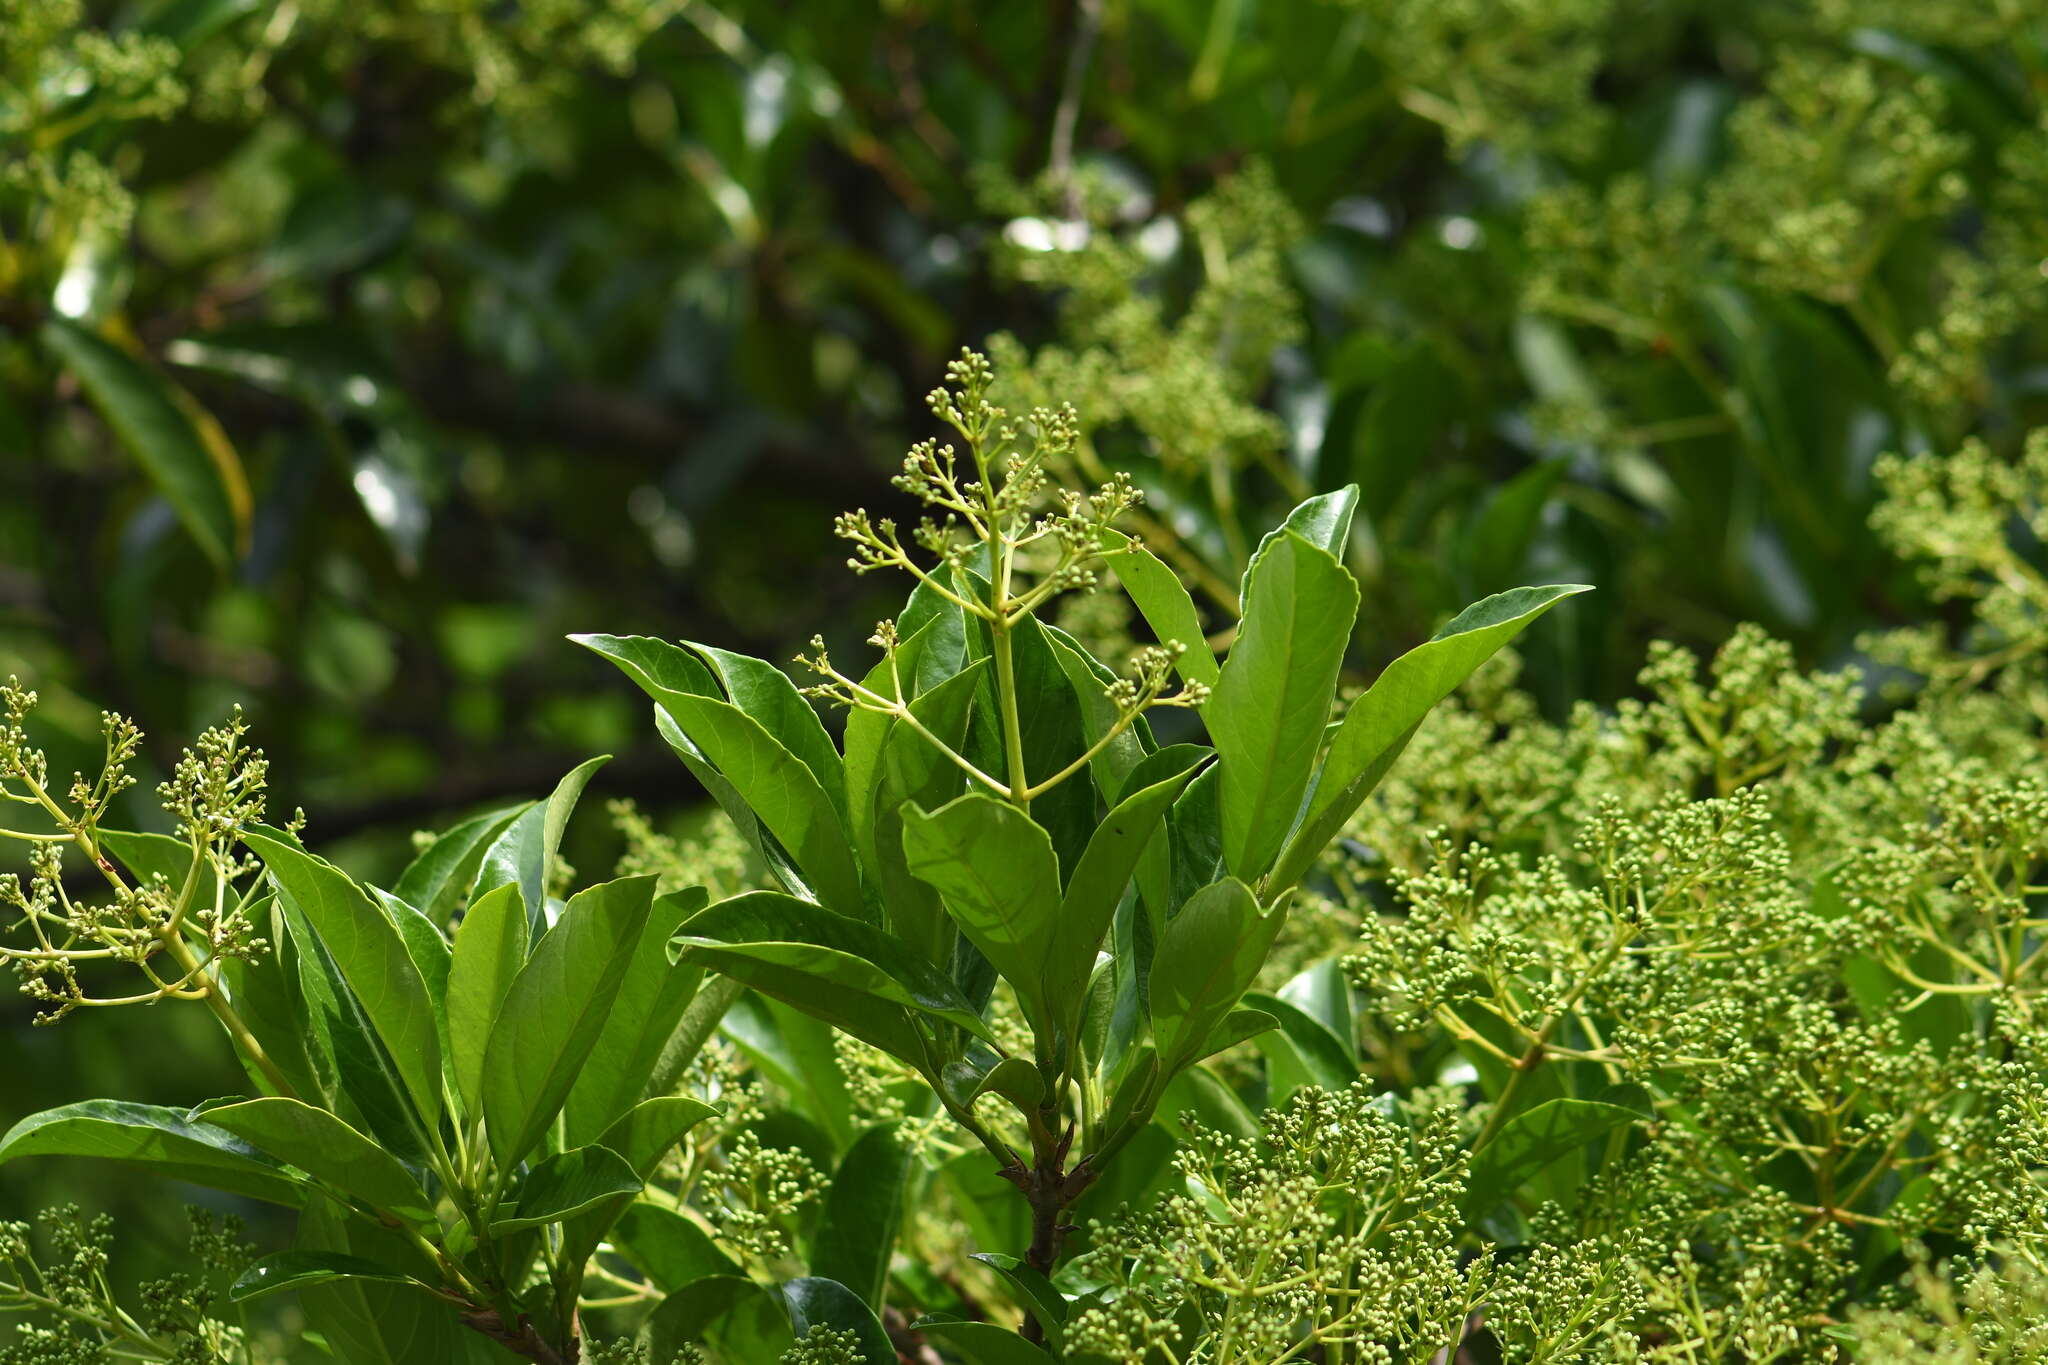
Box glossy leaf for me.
[782,1277,899,1365]
[901,793,1062,1040]
[673,891,993,1064]
[1205,530,1359,883]
[219,903,327,1104]
[1098,529,1220,686]
[863,660,991,964]
[1148,877,1284,1071]
[482,875,658,1167]
[604,1099,721,1184]
[230,1251,429,1304]
[241,825,442,1131]
[1194,1006,1281,1065]
[203,1098,434,1227]
[1003,614,1098,876]
[447,882,526,1119]
[1045,625,1152,798]
[971,1254,1069,1353]
[392,803,527,924]
[613,1204,743,1291]
[98,829,216,911]
[844,614,953,886]
[474,755,609,940]
[369,885,452,1065]
[941,1053,1046,1115]
[688,641,848,825]
[560,1095,722,1296]
[574,633,865,913]
[1278,960,1356,1063]
[1047,758,1202,1039]
[811,1123,912,1308]
[562,886,713,1145]
[0,1101,306,1207]
[292,1199,477,1364]
[646,1275,794,1363]
[1243,991,1356,1104]
[913,1318,1054,1365]
[722,993,858,1149]
[273,886,429,1161]
[1239,485,1358,610]
[1266,583,1591,891]
[490,1144,642,1233]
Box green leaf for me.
[844,614,946,883]
[612,1204,742,1291]
[594,1096,720,1180]
[1155,1064,1261,1147]
[1148,877,1284,1071]
[599,635,821,899]
[646,1276,794,1363]
[1098,530,1220,687]
[810,1123,911,1308]
[42,318,248,566]
[230,1252,429,1304]
[941,1053,1045,1115]
[970,1254,1068,1353]
[573,634,865,913]
[688,641,848,826]
[673,892,993,1065]
[864,660,991,964]
[1239,485,1358,611]
[290,1199,478,1364]
[273,888,426,1160]
[100,833,320,1098]
[722,994,858,1149]
[912,1318,1053,1365]
[475,755,610,940]
[0,1101,306,1207]
[1004,615,1098,876]
[219,902,326,1104]
[369,886,452,1071]
[1167,763,1224,909]
[1243,991,1356,1104]
[1461,1098,1642,1217]
[202,1098,434,1228]
[1045,625,1152,798]
[1277,960,1355,1063]
[241,825,442,1132]
[482,875,658,1167]
[562,886,713,1146]
[1047,759,1203,1041]
[447,882,526,1120]
[98,829,217,911]
[1205,530,1360,883]
[1265,583,1591,891]
[557,1094,724,1295]
[490,1144,642,1233]
[782,1277,899,1365]
[140,0,263,46]
[901,793,1062,1043]
[393,803,527,924]
[1194,1006,1281,1065]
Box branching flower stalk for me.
[811,350,1206,810]
[801,352,1211,1290]
[0,680,297,1098]
[0,1205,254,1365]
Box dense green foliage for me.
[8,0,2048,1362]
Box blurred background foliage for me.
[5,0,2048,1316]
